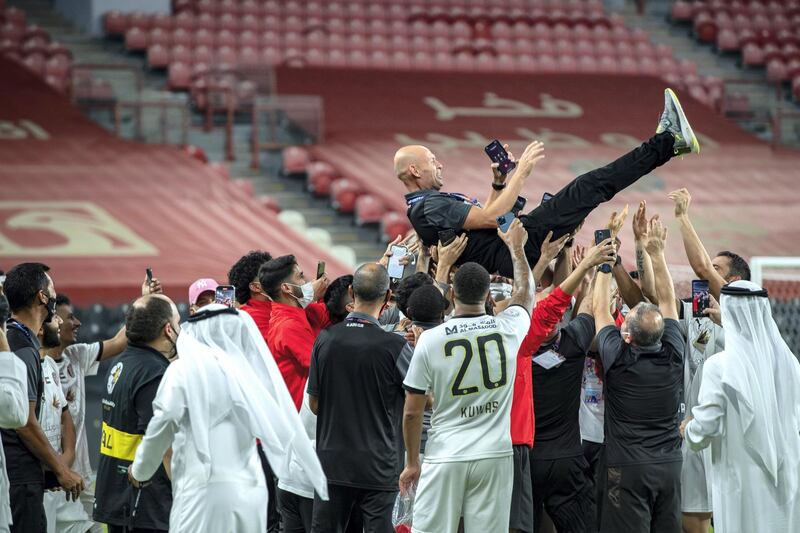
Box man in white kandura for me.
[400,219,535,533]
[682,280,800,533]
[128,305,328,533]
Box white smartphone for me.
[387,245,408,279]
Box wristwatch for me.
[491,182,506,191]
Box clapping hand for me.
[668,188,691,218]
[644,216,667,255]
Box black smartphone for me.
[484,140,516,174]
[497,212,516,233]
[692,279,710,318]
[146,267,153,282]
[316,261,326,280]
[594,229,612,274]
[541,192,554,204]
[215,285,236,308]
[512,195,526,215]
[438,229,456,247]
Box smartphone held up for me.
[594,229,613,274]
[215,285,236,308]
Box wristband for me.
[491,182,506,191]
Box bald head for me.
[624,303,665,347]
[352,263,390,304]
[126,294,179,345]
[394,145,443,190]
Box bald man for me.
[93,294,178,533]
[397,88,699,277]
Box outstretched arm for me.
[632,201,659,303]
[645,217,678,320]
[499,220,535,314]
[463,141,545,230]
[669,188,727,300]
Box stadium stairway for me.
[10,0,386,268]
[619,0,799,146]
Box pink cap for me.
[189,278,219,305]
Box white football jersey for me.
[404,305,531,463]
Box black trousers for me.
[9,482,45,533]
[494,133,675,277]
[581,441,606,533]
[600,461,682,533]
[258,443,281,533]
[311,484,396,533]
[531,456,595,533]
[279,488,314,533]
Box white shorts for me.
[680,441,712,513]
[413,455,513,533]
[43,491,94,533]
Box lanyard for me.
[6,319,35,346]
[406,191,483,208]
[539,330,562,355]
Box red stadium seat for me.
[355,195,384,226]
[148,28,170,48]
[44,54,71,78]
[170,44,192,65]
[239,46,260,67]
[742,42,765,66]
[147,44,170,68]
[239,30,259,49]
[174,12,196,32]
[327,49,347,68]
[22,52,45,75]
[766,56,788,81]
[391,50,411,70]
[347,49,368,68]
[306,161,338,197]
[194,45,214,65]
[152,13,172,31]
[381,212,412,243]
[4,7,25,27]
[196,13,216,31]
[258,195,281,214]
[282,146,310,176]
[330,179,362,214]
[124,27,148,51]
[168,62,192,90]
[129,12,152,31]
[104,11,129,36]
[716,28,739,52]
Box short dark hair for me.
[0,294,9,325]
[716,251,751,281]
[228,250,272,305]
[258,255,297,300]
[56,294,72,308]
[126,296,174,345]
[352,263,390,303]
[626,303,664,346]
[324,275,353,324]
[453,262,490,305]
[407,285,446,324]
[4,262,50,312]
[395,273,433,316]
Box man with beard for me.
[37,314,92,533]
[45,293,132,533]
[2,263,84,533]
[93,294,179,533]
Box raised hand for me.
[632,200,648,241]
[702,294,722,326]
[607,204,629,238]
[645,216,668,255]
[142,275,162,296]
[582,239,617,269]
[379,235,404,267]
[513,141,546,180]
[437,234,469,267]
[491,143,515,183]
[571,244,586,270]
[668,188,691,218]
[497,218,528,252]
[539,231,570,265]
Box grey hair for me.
[626,302,664,347]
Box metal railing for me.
[250,95,325,168]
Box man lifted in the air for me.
[396,89,699,277]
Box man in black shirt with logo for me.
[530,286,597,533]
[94,294,178,533]
[1,263,84,533]
[396,89,699,277]
[308,263,413,532]
[592,217,684,533]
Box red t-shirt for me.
[510,287,574,447]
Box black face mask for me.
[43,293,56,323]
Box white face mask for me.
[287,282,315,308]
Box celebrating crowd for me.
[1,89,799,533]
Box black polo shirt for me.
[405,189,508,274]
[307,311,413,491]
[597,319,685,466]
[1,319,45,484]
[531,313,596,460]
